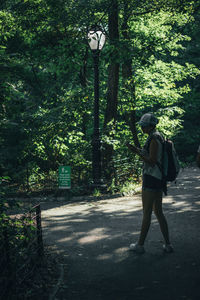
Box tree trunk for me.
[121,1,140,148]
[102,0,120,181]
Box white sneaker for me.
[129,243,145,254]
[163,244,174,253]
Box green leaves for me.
[0,0,200,190]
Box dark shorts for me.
[142,174,163,192]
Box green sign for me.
[58,166,71,189]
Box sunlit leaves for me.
[0,11,15,44]
[1,0,200,188]
[134,59,199,110]
[119,9,200,115]
[156,106,184,137]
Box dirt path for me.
[41,167,200,300]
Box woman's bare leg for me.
[138,190,154,246]
[153,191,170,245]
[137,189,171,246]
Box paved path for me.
[42,167,200,300]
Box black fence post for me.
[36,204,44,257]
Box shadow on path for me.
[42,167,200,300]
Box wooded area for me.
[1,1,200,297]
[1,0,200,195]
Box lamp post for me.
[88,26,106,186]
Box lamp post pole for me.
[88,26,105,187]
[92,50,101,185]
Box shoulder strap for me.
[143,131,164,152]
[156,139,168,195]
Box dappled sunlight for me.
[164,197,200,214]
[78,228,109,245]
[78,234,109,245]
[42,202,94,217]
[95,205,141,215]
[172,201,192,207]
[39,168,200,300]
[71,232,86,239]
[42,197,143,223]
[51,227,138,249]
[96,246,130,263]
[42,215,71,221]
[178,206,196,212]
[113,247,130,263]
[171,200,200,213]
[42,195,143,256]
[89,197,142,215]
[42,169,200,268]
[57,236,74,243]
[151,218,159,225]
[68,218,88,223]
[114,246,129,255]
[50,225,71,231]
[96,253,113,261]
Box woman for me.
[127,113,173,254]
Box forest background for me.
[1,0,200,197]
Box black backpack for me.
[145,133,180,191]
[162,139,180,182]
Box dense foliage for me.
[0,0,200,194]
